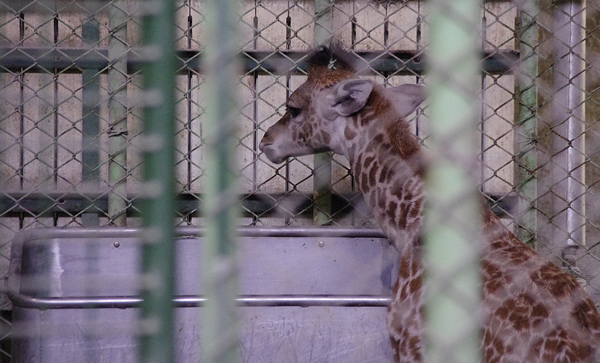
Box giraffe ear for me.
[384,84,425,118]
[327,79,374,117]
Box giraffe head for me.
[259,45,425,164]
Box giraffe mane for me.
[305,42,357,84]
[306,42,356,72]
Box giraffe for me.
[258,45,600,363]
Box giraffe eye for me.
[287,106,301,118]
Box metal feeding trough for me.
[7,227,398,362]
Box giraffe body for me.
[259,45,600,363]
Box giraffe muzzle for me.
[259,138,285,164]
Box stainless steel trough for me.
[7,227,398,363]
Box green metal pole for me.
[201,0,240,362]
[314,0,333,46]
[108,0,128,226]
[139,0,176,360]
[424,0,482,361]
[313,0,333,225]
[515,0,539,248]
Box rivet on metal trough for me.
[318,241,325,248]
[114,241,120,248]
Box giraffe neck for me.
[342,87,425,253]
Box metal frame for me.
[7,227,390,310]
[0,47,517,75]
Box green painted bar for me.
[139,0,177,360]
[314,0,333,46]
[424,0,482,360]
[201,0,241,362]
[313,0,333,226]
[108,0,128,226]
[515,0,539,248]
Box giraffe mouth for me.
[259,142,286,164]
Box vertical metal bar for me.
[313,154,332,225]
[139,0,176,359]
[552,0,586,263]
[185,9,195,224]
[350,6,357,226]
[252,11,260,225]
[285,12,292,177]
[285,9,293,224]
[351,14,357,48]
[82,19,100,184]
[52,13,59,226]
[201,0,240,362]
[18,12,25,193]
[53,15,59,188]
[314,0,333,46]
[415,13,423,139]
[35,12,58,199]
[107,0,129,226]
[35,11,56,211]
[81,17,100,227]
[425,0,482,360]
[313,0,333,225]
[480,14,487,189]
[383,8,391,86]
[187,5,192,186]
[515,0,539,248]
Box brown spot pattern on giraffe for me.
[483,328,512,363]
[344,127,357,141]
[531,328,594,362]
[494,293,549,331]
[490,234,535,265]
[572,300,600,331]
[482,259,512,295]
[530,262,579,298]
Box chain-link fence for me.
[1,0,600,361]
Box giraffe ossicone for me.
[259,44,600,363]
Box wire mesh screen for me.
[1,0,600,361]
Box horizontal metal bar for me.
[9,294,392,310]
[0,191,516,218]
[0,47,518,75]
[7,225,387,243]
[0,191,367,218]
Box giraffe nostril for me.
[259,131,273,150]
